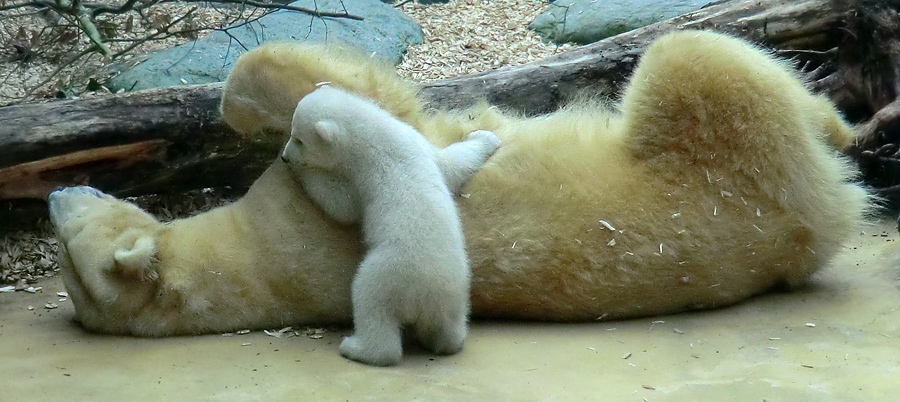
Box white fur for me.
[283,127,501,225]
[282,86,500,366]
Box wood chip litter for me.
[599,220,616,231]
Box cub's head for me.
[281,86,363,174]
[48,186,163,334]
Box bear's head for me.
[282,86,365,174]
[48,186,163,334]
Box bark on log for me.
[0,83,277,200]
[1,0,898,203]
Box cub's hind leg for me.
[413,303,467,356]
[339,252,404,366]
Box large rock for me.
[530,0,709,45]
[107,0,422,92]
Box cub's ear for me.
[113,235,159,281]
[314,119,342,145]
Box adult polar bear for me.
[49,31,869,336]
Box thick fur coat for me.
[49,31,869,336]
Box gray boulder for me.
[530,0,709,45]
[107,0,423,92]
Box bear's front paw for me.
[339,335,402,367]
[466,129,502,153]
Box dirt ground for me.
[2,218,898,400]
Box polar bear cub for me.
[281,85,501,366]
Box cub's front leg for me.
[436,130,502,193]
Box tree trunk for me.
[1,0,898,203]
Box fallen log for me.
[0,84,279,201]
[1,0,898,203]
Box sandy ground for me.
[2,218,898,400]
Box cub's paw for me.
[466,129,502,153]
[421,334,464,356]
[339,335,402,367]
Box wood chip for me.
[264,326,294,338]
[396,0,573,83]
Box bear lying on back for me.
[48,31,870,337]
[282,86,501,365]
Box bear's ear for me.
[113,235,159,281]
[314,119,342,145]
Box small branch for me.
[176,0,363,20]
[0,0,55,12]
[87,0,139,17]
[71,0,112,57]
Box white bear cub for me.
[281,85,501,366]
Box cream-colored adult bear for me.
[282,86,500,365]
[49,30,869,337]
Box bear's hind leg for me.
[339,255,404,366]
[222,42,422,137]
